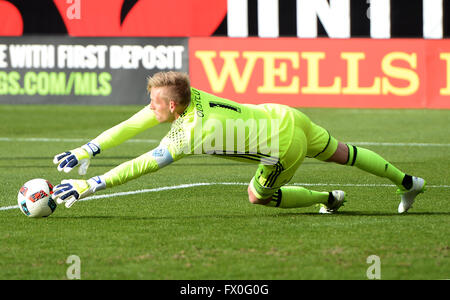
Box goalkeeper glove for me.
[52,176,106,208]
[53,142,100,175]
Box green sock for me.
[266,186,330,208]
[346,144,405,187]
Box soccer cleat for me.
[319,190,346,214]
[397,176,426,213]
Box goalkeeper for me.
[52,71,425,214]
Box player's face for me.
[149,87,174,123]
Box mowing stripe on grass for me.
[1,137,449,147]
[1,182,449,212]
[349,142,450,147]
[0,137,158,143]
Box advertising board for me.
[190,37,450,108]
[0,36,188,104]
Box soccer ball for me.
[18,178,57,218]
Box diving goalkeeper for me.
[52,71,425,214]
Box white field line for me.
[349,142,450,147]
[0,137,450,147]
[0,137,158,143]
[1,181,449,212]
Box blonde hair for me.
[147,71,191,106]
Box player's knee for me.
[247,185,260,204]
[326,142,349,165]
[248,193,260,204]
[247,185,270,205]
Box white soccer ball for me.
[18,178,57,218]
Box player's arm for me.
[53,106,159,175]
[102,144,174,187]
[52,144,175,208]
[91,105,159,151]
[52,119,190,208]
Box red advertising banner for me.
[189,37,450,109]
[0,0,227,37]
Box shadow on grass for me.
[275,211,450,217]
[51,210,450,221]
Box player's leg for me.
[248,177,332,208]
[306,117,426,213]
[306,119,426,213]
[325,141,426,213]
[247,129,345,211]
[248,170,346,211]
[326,142,406,185]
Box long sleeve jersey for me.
[95,88,298,188]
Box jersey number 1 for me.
[209,101,241,113]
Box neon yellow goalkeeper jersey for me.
[102,88,298,187]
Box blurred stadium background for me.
[1,0,450,107]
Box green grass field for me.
[0,104,448,280]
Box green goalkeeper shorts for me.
[250,109,338,199]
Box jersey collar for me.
[179,100,194,118]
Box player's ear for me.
[169,100,176,113]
